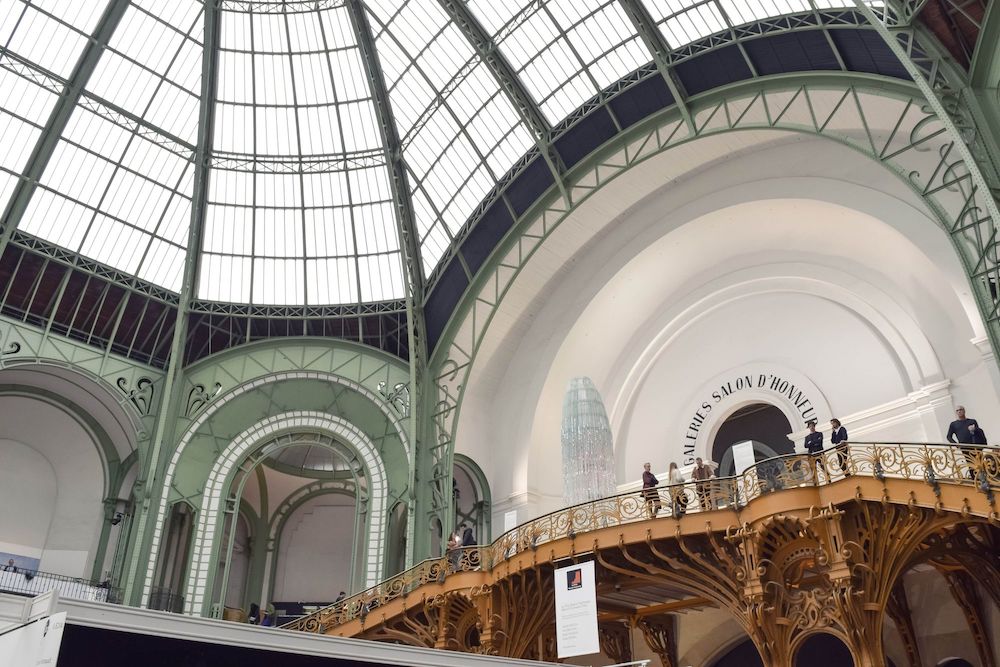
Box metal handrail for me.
[283,441,998,632]
[0,566,121,603]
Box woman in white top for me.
[668,462,688,517]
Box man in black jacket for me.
[946,405,981,479]
[804,420,825,481]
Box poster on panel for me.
[553,560,599,658]
[732,440,757,475]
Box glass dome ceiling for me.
[0,0,866,307]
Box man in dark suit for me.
[947,405,982,479]
[804,420,825,481]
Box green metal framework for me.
[2,0,1000,610]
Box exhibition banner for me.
[553,560,598,658]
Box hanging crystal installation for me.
[561,377,617,506]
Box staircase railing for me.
[282,441,998,632]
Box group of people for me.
[641,457,716,517]
[803,417,851,476]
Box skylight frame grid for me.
[202,3,401,306]
[19,103,196,290]
[366,0,534,276]
[86,1,204,145]
[0,1,98,79]
[465,0,648,124]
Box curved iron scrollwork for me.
[116,376,154,416]
[1,341,21,355]
[377,381,410,416]
[186,382,222,417]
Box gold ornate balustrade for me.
[285,442,998,631]
[283,442,1000,667]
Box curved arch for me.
[0,387,119,498]
[430,78,993,527]
[788,629,855,666]
[141,368,410,607]
[453,453,492,544]
[0,359,148,448]
[178,411,388,615]
[609,267,947,439]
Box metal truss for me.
[210,150,387,174]
[187,298,406,318]
[617,0,695,132]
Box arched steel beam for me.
[615,0,695,133]
[345,0,426,567]
[0,0,131,258]
[436,0,570,204]
[854,0,1000,354]
[122,0,222,602]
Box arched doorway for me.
[453,455,491,546]
[794,634,855,666]
[712,403,794,476]
[210,435,371,616]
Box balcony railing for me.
[283,441,999,633]
[0,567,121,603]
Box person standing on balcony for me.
[668,462,687,517]
[692,458,714,510]
[641,462,661,517]
[805,420,825,480]
[830,418,850,476]
[946,405,981,478]
[461,523,475,547]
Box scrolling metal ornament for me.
[116,376,154,416]
[1,341,20,355]
[377,380,410,417]
[186,382,222,418]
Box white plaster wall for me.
[455,135,1000,527]
[0,439,56,558]
[618,290,908,477]
[272,493,355,602]
[0,397,105,577]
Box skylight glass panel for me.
[87,2,203,144]
[466,0,647,123]
[366,0,533,278]
[18,99,197,291]
[8,0,199,293]
[202,3,401,305]
[641,0,863,47]
[0,1,104,213]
